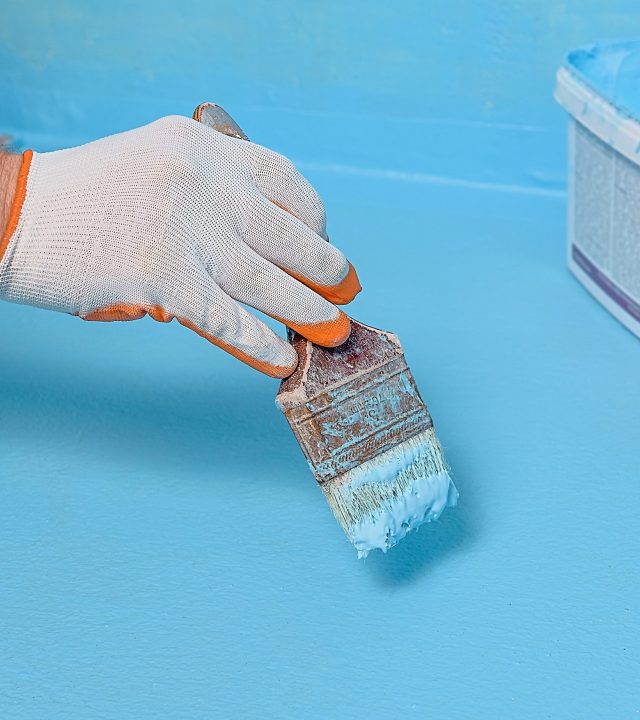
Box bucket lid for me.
[555,40,640,165]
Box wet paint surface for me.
[2,171,639,719]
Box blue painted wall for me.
[3,0,640,190]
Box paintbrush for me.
[194,102,458,557]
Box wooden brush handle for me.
[192,102,249,141]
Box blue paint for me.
[2,2,640,718]
[5,0,640,195]
[340,430,458,557]
[567,40,640,120]
[2,162,640,719]
[349,469,456,558]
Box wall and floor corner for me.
[1,2,639,719]
[3,0,640,192]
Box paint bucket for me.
[555,40,640,338]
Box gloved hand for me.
[0,115,360,377]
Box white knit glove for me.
[0,115,360,377]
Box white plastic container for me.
[555,41,640,337]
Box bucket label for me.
[569,120,640,335]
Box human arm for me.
[0,147,21,243]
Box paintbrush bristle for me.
[276,320,457,557]
[321,428,458,558]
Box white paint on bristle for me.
[322,428,458,558]
[349,470,457,558]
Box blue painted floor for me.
[1,167,639,718]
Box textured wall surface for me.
[3,0,640,190]
[1,2,640,718]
